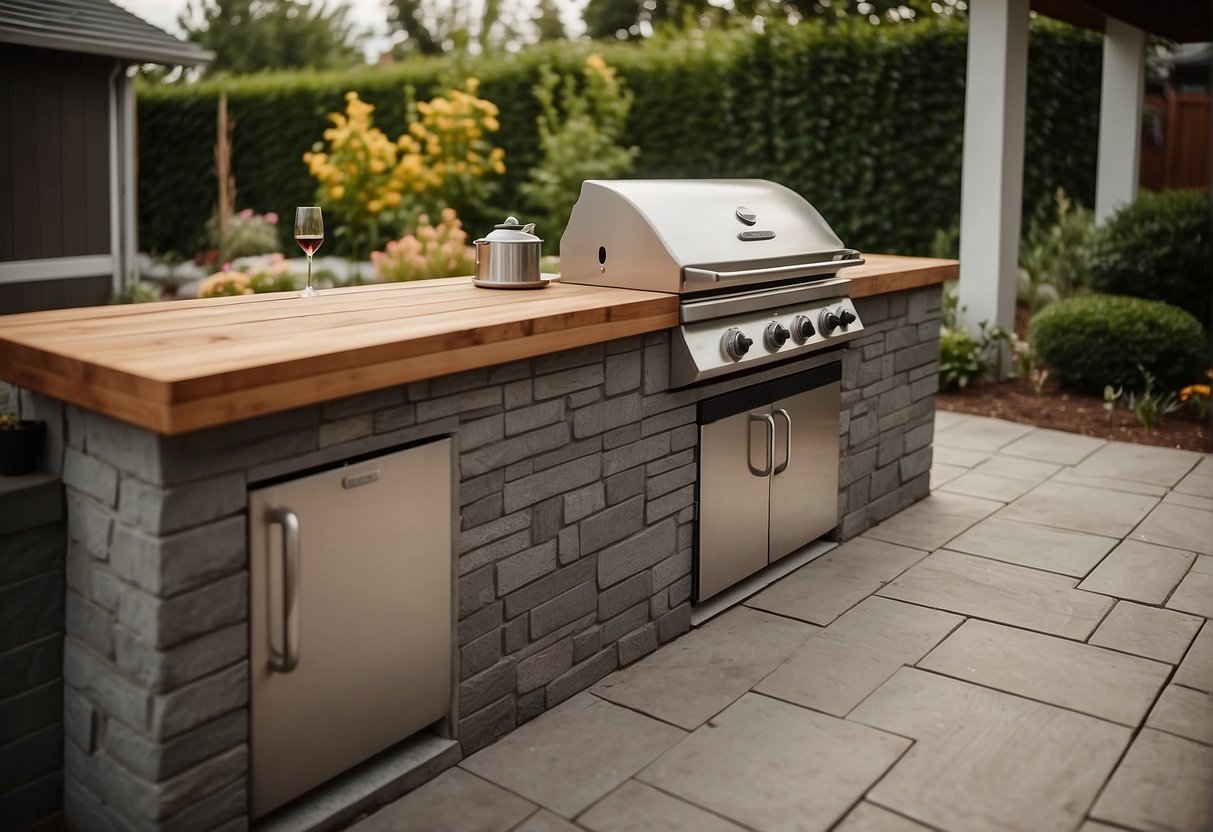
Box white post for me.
[957,0,1029,338]
[1095,18,1145,224]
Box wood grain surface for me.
[0,255,955,434]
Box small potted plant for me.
[0,387,47,476]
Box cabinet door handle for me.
[267,507,301,673]
[747,412,775,477]
[773,408,792,475]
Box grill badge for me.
[738,230,776,241]
[736,207,757,225]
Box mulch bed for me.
[937,378,1212,453]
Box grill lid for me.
[558,179,861,294]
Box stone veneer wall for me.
[0,473,66,827]
[42,284,941,831]
[837,285,942,539]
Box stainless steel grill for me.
[560,179,865,387]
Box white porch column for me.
[957,0,1029,337]
[1095,18,1145,223]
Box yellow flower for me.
[1180,384,1211,401]
[330,185,345,200]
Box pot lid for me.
[481,216,543,243]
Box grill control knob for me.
[765,322,790,350]
[792,315,816,341]
[840,308,856,327]
[819,309,842,335]
[723,328,753,361]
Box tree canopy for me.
[181,0,363,74]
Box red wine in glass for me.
[294,207,323,297]
[295,234,324,256]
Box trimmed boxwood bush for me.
[1088,190,1213,328]
[1028,294,1208,394]
[136,18,1102,257]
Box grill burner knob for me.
[723,329,753,361]
[792,315,816,341]
[840,309,856,327]
[765,323,790,350]
[819,310,842,335]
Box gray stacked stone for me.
[33,283,941,830]
[0,472,66,828]
[837,285,942,539]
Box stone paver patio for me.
[352,412,1213,832]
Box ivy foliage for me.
[137,18,1100,257]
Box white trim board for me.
[0,255,114,284]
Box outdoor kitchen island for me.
[0,253,954,832]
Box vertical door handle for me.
[266,507,301,673]
[747,412,776,477]
[773,408,792,475]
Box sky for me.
[110,0,589,61]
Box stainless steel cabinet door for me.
[769,381,840,562]
[249,439,453,817]
[697,409,773,601]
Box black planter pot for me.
[0,420,47,476]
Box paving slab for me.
[834,803,935,831]
[1076,823,1123,832]
[1091,729,1213,832]
[1174,622,1213,693]
[591,606,815,730]
[348,768,535,832]
[972,455,1061,482]
[918,620,1169,726]
[997,427,1105,465]
[746,537,928,626]
[459,693,685,818]
[513,811,581,832]
[578,780,747,832]
[932,416,1035,452]
[1146,685,1213,745]
[1050,467,1170,497]
[1073,442,1202,488]
[1174,468,1213,499]
[931,446,991,468]
[996,481,1158,537]
[850,668,1131,832]
[1168,555,1213,618]
[755,597,960,717]
[1131,502,1213,556]
[938,470,1039,502]
[945,516,1116,577]
[1077,539,1196,604]
[933,410,968,432]
[863,492,1002,551]
[929,463,967,489]
[1164,490,1213,513]
[640,693,909,832]
[878,549,1114,640]
[1089,601,1204,664]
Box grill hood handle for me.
[683,251,863,287]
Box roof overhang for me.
[1030,0,1210,43]
[0,0,213,66]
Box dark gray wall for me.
[0,472,66,828]
[0,44,112,263]
[0,276,113,315]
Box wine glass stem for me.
[306,254,313,292]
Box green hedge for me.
[137,19,1102,258]
[1088,189,1213,328]
[1028,294,1209,394]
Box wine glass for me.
[294,207,324,297]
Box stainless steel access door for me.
[249,439,453,818]
[769,381,841,561]
[697,409,772,602]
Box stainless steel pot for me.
[473,217,545,289]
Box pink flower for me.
[239,208,254,219]
[265,212,278,225]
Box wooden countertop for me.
[0,254,955,435]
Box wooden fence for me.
[1141,91,1211,190]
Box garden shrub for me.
[1028,294,1208,394]
[1088,190,1212,328]
[371,209,477,281]
[137,18,1101,258]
